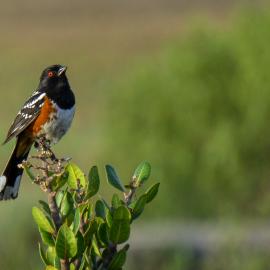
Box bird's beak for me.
[58,66,67,76]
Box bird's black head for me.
[39,64,75,109]
[39,64,69,88]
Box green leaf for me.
[145,183,160,203]
[32,207,54,233]
[56,191,65,208]
[51,172,68,191]
[110,220,130,244]
[84,250,91,268]
[66,163,86,189]
[87,203,94,220]
[56,224,77,259]
[46,246,56,266]
[92,236,102,257]
[128,201,136,209]
[105,165,125,192]
[113,206,131,221]
[111,194,122,210]
[39,228,55,246]
[132,194,147,220]
[133,161,151,186]
[24,166,35,182]
[108,248,127,270]
[98,223,109,245]
[66,210,76,226]
[76,231,85,257]
[60,192,74,217]
[95,199,106,219]
[78,256,86,270]
[39,243,49,266]
[106,211,113,227]
[84,219,98,246]
[79,203,88,215]
[72,208,80,235]
[54,255,61,269]
[78,204,89,223]
[38,200,51,216]
[86,166,100,198]
[45,266,58,270]
[102,198,111,210]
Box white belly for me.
[41,103,75,144]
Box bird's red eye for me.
[48,71,54,77]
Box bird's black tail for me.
[0,136,32,200]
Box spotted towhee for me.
[0,64,75,200]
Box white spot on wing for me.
[0,176,6,192]
[22,113,33,119]
[23,93,45,109]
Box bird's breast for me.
[37,101,75,144]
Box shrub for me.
[23,143,159,270]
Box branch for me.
[124,178,137,205]
[47,191,62,230]
[60,259,70,270]
[28,138,70,270]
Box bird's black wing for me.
[3,91,45,144]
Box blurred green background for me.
[1,0,270,269]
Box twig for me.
[28,138,70,270]
[47,191,62,230]
[124,178,137,205]
[60,259,70,270]
[124,187,136,205]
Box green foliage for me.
[66,163,86,189]
[56,224,77,259]
[131,194,147,220]
[86,166,100,198]
[59,192,74,217]
[102,10,270,219]
[110,207,131,244]
[108,246,128,270]
[133,161,151,187]
[111,194,122,210]
[145,183,160,204]
[39,228,55,247]
[105,165,126,192]
[39,200,51,215]
[32,207,55,234]
[113,206,131,221]
[46,266,58,270]
[30,161,158,269]
[39,243,49,266]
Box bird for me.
[0,64,75,200]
